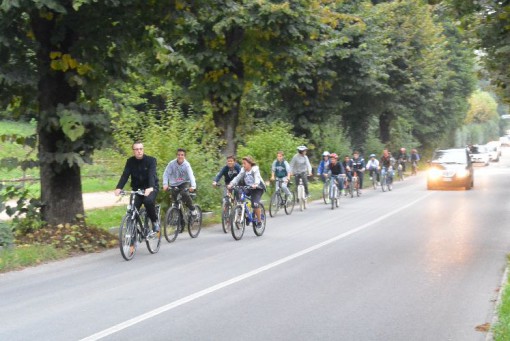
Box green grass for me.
[0,120,36,136]
[85,206,127,230]
[493,265,510,340]
[0,244,68,273]
[1,119,123,193]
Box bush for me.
[0,222,14,247]
[110,101,224,211]
[237,121,308,180]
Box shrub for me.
[0,222,14,247]
[237,121,309,180]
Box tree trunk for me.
[32,11,84,225]
[213,99,240,156]
[379,111,392,144]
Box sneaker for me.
[341,189,346,196]
[256,221,262,228]
[191,209,198,217]
[148,231,157,239]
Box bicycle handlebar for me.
[119,189,145,196]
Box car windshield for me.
[432,150,467,164]
[471,145,487,153]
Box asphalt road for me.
[2,153,510,341]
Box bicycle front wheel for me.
[164,207,180,243]
[119,215,137,261]
[349,180,354,198]
[231,205,245,240]
[381,175,387,192]
[145,218,161,254]
[269,192,280,217]
[188,205,202,238]
[253,203,266,237]
[298,185,306,211]
[284,192,295,215]
[221,201,231,233]
[323,180,330,204]
[330,186,337,210]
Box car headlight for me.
[428,168,442,179]
[456,169,469,178]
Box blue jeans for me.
[381,167,394,184]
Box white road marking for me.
[80,192,433,341]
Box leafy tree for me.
[0,1,168,224]
[465,90,499,124]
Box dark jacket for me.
[214,164,242,185]
[116,155,159,191]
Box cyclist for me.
[270,151,292,202]
[380,149,394,185]
[366,154,380,184]
[317,151,331,182]
[326,153,346,196]
[396,147,408,174]
[410,149,420,175]
[115,141,160,236]
[351,151,366,193]
[342,155,354,184]
[162,148,198,216]
[212,155,241,190]
[290,145,312,198]
[228,156,266,227]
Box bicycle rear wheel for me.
[188,205,202,238]
[231,205,245,240]
[269,192,280,217]
[164,207,180,243]
[253,203,266,236]
[119,215,137,261]
[284,192,295,215]
[221,201,231,233]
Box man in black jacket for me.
[115,141,159,235]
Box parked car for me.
[500,135,510,147]
[427,148,474,190]
[468,144,490,166]
[486,141,501,162]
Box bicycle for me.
[411,160,418,175]
[230,186,266,240]
[215,184,235,233]
[294,173,307,211]
[368,169,378,189]
[118,190,161,261]
[269,178,295,217]
[322,177,331,204]
[351,171,361,197]
[397,161,405,181]
[329,174,345,210]
[380,166,393,192]
[163,188,202,242]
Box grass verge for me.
[0,244,68,273]
[493,266,510,340]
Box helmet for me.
[370,154,376,158]
[330,153,338,159]
[297,145,308,152]
[322,151,330,157]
